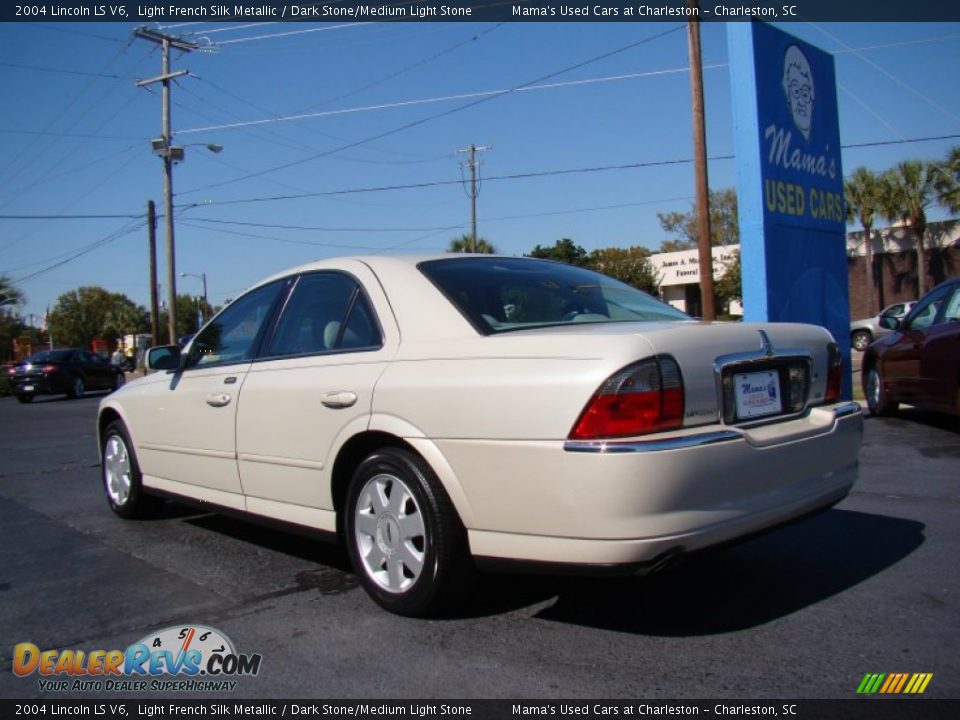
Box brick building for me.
[847,219,960,319]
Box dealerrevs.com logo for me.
[13,625,262,693]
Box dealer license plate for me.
[733,370,782,420]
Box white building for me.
[649,244,742,317]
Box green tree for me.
[845,167,886,316]
[48,287,147,349]
[528,238,589,266]
[448,234,497,254]
[714,249,742,310]
[0,274,25,310]
[587,246,659,294]
[882,160,943,298]
[657,188,739,251]
[159,294,213,340]
[657,239,695,253]
[936,145,960,214]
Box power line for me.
[0,39,136,188]
[174,33,960,139]
[177,63,710,137]
[179,24,503,166]
[0,146,150,254]
[184,217,465,233]
[187,153,723,208]
[0,213,144,220]
[179,24,687,196]
[0,61,134,79]
[809,22,960,127]
[298,23,504,114]
[214,22,374,46]
[0,129,143,141]
[176,219,441,251]
[842,134,960,149]
[180,132,960,209]
[13,219,146,283]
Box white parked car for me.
[98,255,863,616]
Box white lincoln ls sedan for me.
[98,255,863,616]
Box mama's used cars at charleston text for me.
[98,255,863,616]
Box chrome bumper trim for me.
[833,401,863,419]
[563,402,862,454]
[564,431,742,454]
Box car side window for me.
[906,286,951,331]
[943,289,960,323]
[881,304,904,319]
[185,280,287,369]
[265,272,382,358]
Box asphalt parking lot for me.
[0,388,957,700]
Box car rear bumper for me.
[436,402,863,567]
[10,377,63,396]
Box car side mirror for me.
[147,345,183,372]
[879,315,901,331]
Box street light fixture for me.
[180,271,208,325]
[148,137,221,343]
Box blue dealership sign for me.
[728,22,851,399]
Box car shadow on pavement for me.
[183,511,354,572]
[870,409,960,436]
[455,509,924,632]
[531,509,924,635]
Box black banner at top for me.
[4,0,960,24]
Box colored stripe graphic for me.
[857,673,933,694]
[857,673,885,694]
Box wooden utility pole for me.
[457,144,490,252]
[134,27,196,343]
[687,1,716,320]
[147,200,160,348]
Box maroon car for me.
[862,277,960,417]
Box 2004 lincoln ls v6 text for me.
[97,255,863,616]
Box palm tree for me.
[882,161,942,298]
[448,234,497,254]
[0,274,25,311]
[936,146,960,214]
[845,168,885,316]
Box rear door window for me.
[265,272,382,358]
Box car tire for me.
[102,420,162,519]
[852,330,872,352]
[113,373,126,392]
[16,395,33,404]
[69,377,85,399]
[344,447,474,617]
[865,366,897,416]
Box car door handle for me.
[206,393,232,408]
[321,391,358,409]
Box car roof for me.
[255,253,509,283]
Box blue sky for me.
[2,20,959,320]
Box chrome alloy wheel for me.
[103,434,133,507]
[353,472,426,594]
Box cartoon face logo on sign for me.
[782,45,815,142]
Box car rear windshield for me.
[419,257,690,334]
[26,350,73,362]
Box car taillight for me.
[824,342,843,403]
[6,367,13,377]
[569,357,684,440]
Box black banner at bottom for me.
[1,700,959,720]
